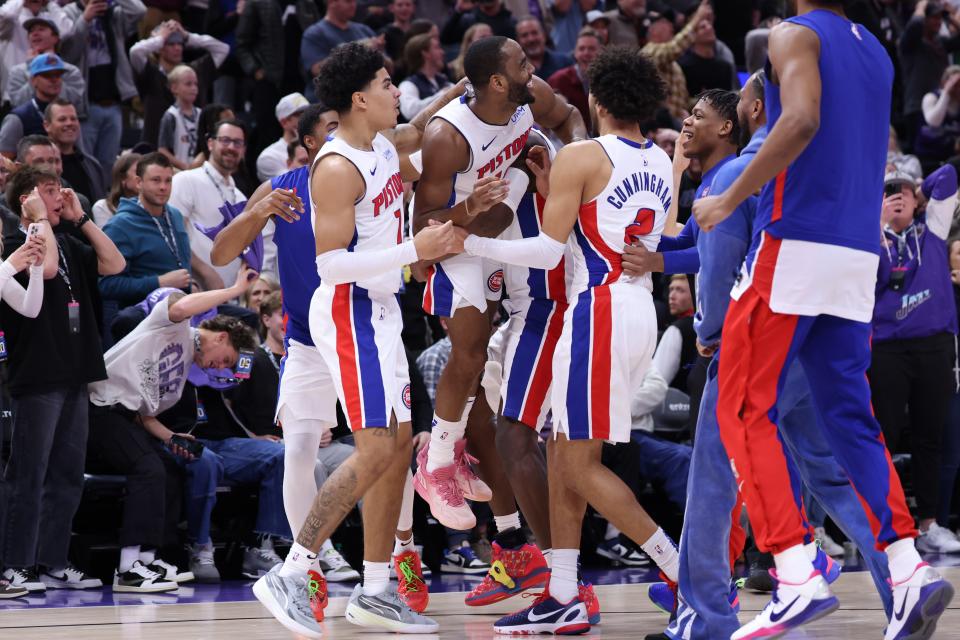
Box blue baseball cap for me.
[29,53,66,77]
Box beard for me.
[738,114,752,148]
[507,79,536,106]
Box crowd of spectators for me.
[0,0,958,600]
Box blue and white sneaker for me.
[649,579,739,615]
[731,570,838,639]
[883,563,954,640]
[813,547,841,584]
[494,590,591,635]
[441,544,490,575]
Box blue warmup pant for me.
[666,356,892,640]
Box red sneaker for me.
[465,542,549,606]
[306,570,327,622]
[394,550,429,613]
[579,582,600,625]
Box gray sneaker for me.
[252,566,322,639]
[345,584,439,633]
[243,546,283,579]
[187,543,221,583]
[318,547,360,582]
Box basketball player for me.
[692,2,954,638]
[410,36,587,544]
[636,83,892,640]
[252,43,462,638]
[458,46,680,635]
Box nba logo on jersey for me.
[487,269,504,293]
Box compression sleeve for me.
[315,243,419,285]
[464,232,565,270]
[0,264,43,318]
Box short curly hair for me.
[315,42,386,113]
[587,47,666,124]
[199,314,258,354]
[695,88,742,145]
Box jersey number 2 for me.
[624,208,655,245]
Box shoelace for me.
[131,564,162,580]
[397,556,423,592]
[434,467,467,507]
[63,565,87,581]
[457,450,483,481]
[294,579,318,617]
[9,568,33,582]
[308,576,325,601]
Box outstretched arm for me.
[168,264,255,322]
[210,180,302,266]
[529,77,588,143]
[693,21,821,231]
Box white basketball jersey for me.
[432,95,535,205]
[568,135,671,295]
[311,133,405,295]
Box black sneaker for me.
[40,565,103,590]
[0,579,27,599]
[113,561,178,593]
[3,567,46,592]
[744,553,775,593]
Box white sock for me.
[119,545,140,573]
[394,535,415,556]
[397,470,415,531]
[548,549,579,603]
[426,415,466,472]
[773,543,815,584]
[280,542,317,579]
[804,541,818,562]
[640,528,680,583]
[605,522,621,541]
[886,538,924,584]
[361,561,391,596]
[138,548,156,565]
[320,539,335,554]
[494,512,522,534]
[543,548,553,569]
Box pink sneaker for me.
[417,442,493,502]
[413,459,476,530]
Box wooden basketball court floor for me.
[0,568,958,639]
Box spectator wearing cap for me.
[603,0,644,48]
[0,53,70,160]
[398,35,452,121]
[677,6,738,97]
[61,0,146,178]
[130,20,229,147]
[583,9,608,44]
[441,0,517,47]
[547,27,600,128]
[300,0,378,99]
[6,18,86,110]
[256,92,310,182]
[516,17,572,80]
[44,98,106,203]
[0,0,74,99]
[641,2,711,120]
[869,165,960,554]
[546,0,597,55]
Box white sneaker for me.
[113,561,178,593]
[39,565,103,589]
[916,523,960,554]
[814,527,845,557]
[146,558,194,583]
[731,570,838,640]
[884,563,954,639]
[3,568,45,593]
[318,547,360,582]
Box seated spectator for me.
[61,0,145,175]
[916,65,960,169]
[678,8,738,97]
[603,0,644,48]
[398,34,452,121]
[0,53,70,159]
[888,125,923,183]
[381,0,417,65]
[158,65,201,170]
[584,9,608,45]
[243,274,278,310]
[641,3,711,120]
[549,0,598,54]
[100,153,193,309]
[87,269,260,588]
[286,139,310,169]
[300,0,378,99]
[256,92,310,182]
[2,165,124,595]
[190,102,234,166]
[44,98,106,203]
[449,22,493,81]
[0,0,74,99]
[441,0,516,46]
[226,291,360,581]
[516,17,572,80]
[92,152,142,227]
[547,27,601,131]
[869,166,960,554]
[130,20,229,147]
[667,272,694,321]
[6,18,85,110]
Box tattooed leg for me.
[361,416,413,562]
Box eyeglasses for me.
[214,136,245,148]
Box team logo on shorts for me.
[487,269,504,293]
[402,384,412,409]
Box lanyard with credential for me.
[55,236,81,334]
[261,344,281,375]
[150,208,184,268]
[203,166,234,205]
